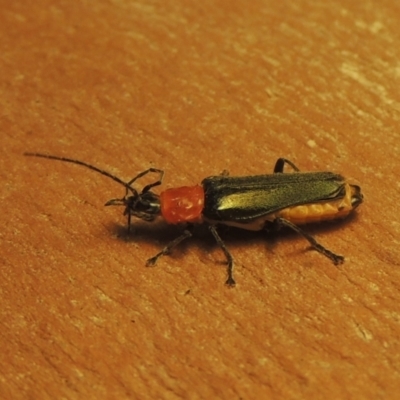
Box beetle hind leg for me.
[274,217,344,265]
[274,158,300,173]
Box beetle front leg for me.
[208,225,236,287]
[127,167,164,191]
[274,217,344,265]
[146,228,193,266]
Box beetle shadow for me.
[106,220,185,243]
[104,211,361,262]
[105,220,207,262]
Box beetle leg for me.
[274,217,344,265]
[127,168,165,193]
[208,225,236,286]
[146,228,193,266]
[127,208,132,232]
[274,158,300,173]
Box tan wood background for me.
[1,1,400,399]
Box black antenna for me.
[24,152,137,195]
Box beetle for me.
[24,153,363,286]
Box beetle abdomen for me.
[276,183,361,224]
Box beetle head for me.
[105,186,161,229]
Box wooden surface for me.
[1,1,400,399]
